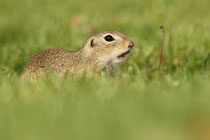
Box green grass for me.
[0,0,210,139]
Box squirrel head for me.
[81,31,134,69]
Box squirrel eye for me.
[104,35,115,42]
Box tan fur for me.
[20,31,134,80]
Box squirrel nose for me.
[128,41,134,49]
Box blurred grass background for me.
[0,0,210,139]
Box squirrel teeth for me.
[117,49,131,60]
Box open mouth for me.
[117,49,131,60]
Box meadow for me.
[0,0,210,139]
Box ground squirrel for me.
[20,31,134,80]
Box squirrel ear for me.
[90,39,94,47]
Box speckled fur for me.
[20,31,134,80]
